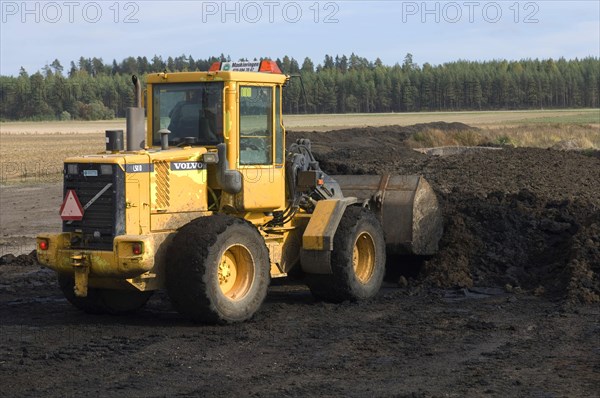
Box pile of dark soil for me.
[289,123,600,303]
[0,251,38,267]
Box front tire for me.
[166,214,270,323]
[306,206,386,302]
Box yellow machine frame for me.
[36,63,442,319]
[38,68,297,295]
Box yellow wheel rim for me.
[353,232,376,284]
[218,244,254,300]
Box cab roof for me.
[146,60,288,85]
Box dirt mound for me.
[288,121,474,150]
[403,121,478,134]
[413,146,501,156]
[289,125,424,175]
[0,251,38,267]
[291,124,600,304]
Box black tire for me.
[166,214,270,323]
[58,274,153,314]
[306,206,386,303]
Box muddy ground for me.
[1,123,599,397]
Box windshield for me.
[152,82,224,146]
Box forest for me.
[0,53,598,121]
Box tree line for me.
[0,53,598,121]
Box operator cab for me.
[146,60,288,211]
[149,60,286,164]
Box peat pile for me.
[289,124,600,303]
[0,251,38,267]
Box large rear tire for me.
[166,214,270,323]
[306,206,386,302]
[58,274,153,314]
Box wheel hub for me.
[353,232,376,284]
[218,260,232,284]
[217,245,254,301]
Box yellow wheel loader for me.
[37,61,442,323]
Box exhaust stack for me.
[126,75,145,151]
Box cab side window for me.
[239,86,272,165]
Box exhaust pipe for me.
[126,75,145,151]
[133,75,142,108]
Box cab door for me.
[237,84,285,211]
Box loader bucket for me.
[332,175,443,256]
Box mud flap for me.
[300,250,332,275]
[300,197,357,275]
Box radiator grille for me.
[62,164,125,251]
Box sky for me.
[0,0,599,76]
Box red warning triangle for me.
[60,190,84,221]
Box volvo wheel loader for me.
[37,60,442,323]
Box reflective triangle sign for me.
[60,190,84,221]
